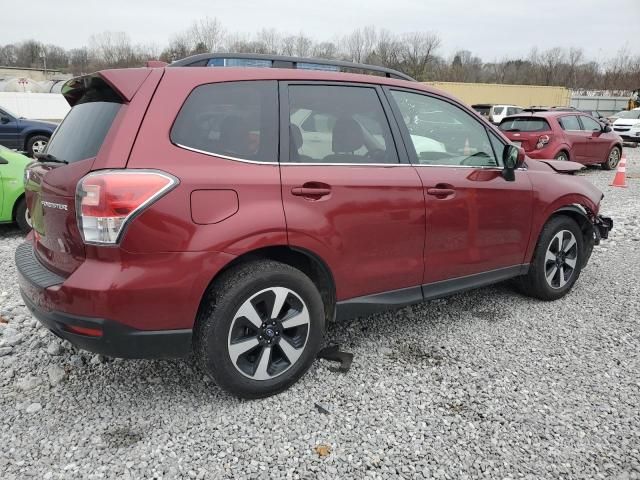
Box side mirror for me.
[602,125,612,133]
[502,144,523,181]
[0,116,10,124]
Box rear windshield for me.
[499,117,551,132]
[45,79,122,163]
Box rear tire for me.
[554,151,569,161]
[14,198,31,233]
[601,146,621,170]
[194,260,325,399]
[517,216,584,301]
[26,135,49,158]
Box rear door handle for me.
[426,187,455,198]
[291,186,331,198]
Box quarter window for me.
[558,115,581,131]
[287,85,399,164]
[390,90,498,167]
[171,81,278,162]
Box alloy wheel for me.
[544,230,578,289]
[556,153,568,161]
[227,286,310,380]
[608,148,620,169]
[31,140,47,155]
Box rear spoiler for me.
[61,69,153,106]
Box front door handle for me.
[426,187,455,198]
[291,185,331,199]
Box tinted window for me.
[499,117,551,132]
[288,85,398,164]
[45,102,120,163]
[390,90,498,167]
[580,116,602,131]
[492,106,504,115]
[171,81,278,162]
[559,115,581,131]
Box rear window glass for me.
[45,85,121,163]
[499,117,551,132]
[171,81,278,162]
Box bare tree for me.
[343,26,377,63]
[399,32,441,80]
[539,47,565,85]
[369,29,401,68]
[256,28,281,54]
[187,17,225,52]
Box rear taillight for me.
[536,135,551,150]
[76,170,178,245]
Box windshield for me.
[617,110,640,119]
[0,106,19,118]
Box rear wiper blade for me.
[35,153,68,164]
[505,128,521,132]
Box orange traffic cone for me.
[463,138,471,155]
[610,156,627,188]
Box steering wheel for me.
[460,151,492,166]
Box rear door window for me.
[558,115,581,131]
[287,84,399,164]
[46,82,122,163]
[171,81,278,162]
[499,117,551,132]
[492,106,504,115]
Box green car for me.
[0,145,31,232]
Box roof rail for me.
[168,52,416,82]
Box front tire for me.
[601,146,621,170]
[26,135,49,158]
[517,216,584,301]
[14,198,31,233]
[194,260,325,399]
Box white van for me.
[490,105,523,125]
[0,92,70,123]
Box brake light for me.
[536,135,551,150]
[76,170,178,244]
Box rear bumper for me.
[21,292,192,359]
[15,241,235,358]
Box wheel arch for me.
[11,192,25,221]
[23,131,51,151]
[542,204,596,268]
[199,245,337,326]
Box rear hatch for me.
[499,116,553,152]
[24,73,144,276]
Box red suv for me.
[499,111,623,169]
[16,54,612,398]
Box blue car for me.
[0,106,57,157]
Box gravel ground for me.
[1,148,639,480]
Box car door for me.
[385,87,533,286]
[279,82,426,302]
[0,109,19,150]
[579,115,610,163]
[557,115,588,162]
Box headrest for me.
[332,117,364,153]
[290,124,303,150]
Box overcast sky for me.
[2,0,638,61]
